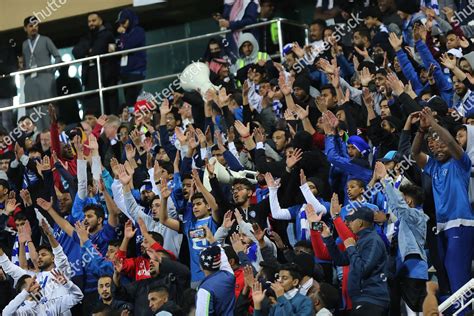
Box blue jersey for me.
[288,199,330,241]
[73,222,117,257]
[54,215,83,276]
[423,153,474,231]
[182,205,219,282]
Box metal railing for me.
[0,18,308,114]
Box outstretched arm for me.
[37,198,74,237]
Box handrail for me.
[0,17,308,113]
[1,18,289,79]
[438,278,474,314]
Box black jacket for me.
[72,25,118,86]
[115,258,190,316]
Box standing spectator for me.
[218,0,259,57]
[22,16,61,131]
[257,0,279,55]
[116,9,147,109]
[322,207,390,315]
[195,238,236,316]
[73,12,119,116]
[412,107,474,296]
[0,36,19,131]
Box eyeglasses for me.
[232,186,247,193]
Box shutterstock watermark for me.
[292,13,363,74]
[346,153,418,213]
[0,107,48,150]
[30,0,68,25]
[134,61,202,121]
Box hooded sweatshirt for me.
[117,9,147,75]
[231,33,268,74]
[465,124,474,205]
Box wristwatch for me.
[331,213,340,220]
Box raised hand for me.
[243,265,255,289]
[74,221,89,243]
[18,220,32,244]
[286,148,303,169]
[159,98,172,116]
[306,204,322,223]
[278,72,293,96]
[294,104,309,120]
[113,258,123,273]
[51,269,68,285]
[253,127,265,144]
[230,232,246,253]
[234,120,251,138]
[300,169,307,185]
[252,281,266,307]
[374,161,388,181]
[48,104,57,123]
[5,192,19,216]
[124,220,137,239]
[36,198,53,212]
[222,210,235,229]
[117,164,132,186]
[217,87,231,108]
[125,144,136,161]
[252,223,266,243]
[359,67,374,87]
[264,172,277,188]
[386,72,404,96]
[388,32,403,51]
[362,87,374,108]
[160,176,172,199]
[268,231,286,249]
[329,193,341,217]
[19,189,32,207]
[439,53,457,70]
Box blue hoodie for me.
[117,9,147,75]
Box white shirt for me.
[299,277,314,296]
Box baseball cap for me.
[140,179,153,193]
[378,150,398,163]
[345,207,375,223]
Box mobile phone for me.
[311,222,323,232]
[189,228,206,239]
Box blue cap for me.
[347,136,370,156]
[283,43,294,56]
[345,206,375,223]
[378,150,398,163]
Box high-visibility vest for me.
[235,52,269,87]
[236,51,269,71]
[270,22,279,44]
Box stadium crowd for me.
[0,0,474,315]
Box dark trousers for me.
[120,73,144,108]
[388,277,426,315]
[350,302,388,316]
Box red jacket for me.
[50,122,77,190]
[115,242,176,281]
[310,217,357,310]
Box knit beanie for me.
[347,135,370,156]
[293,75,311,95]
[200,245,221,271]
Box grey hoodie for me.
[231,33,266,74]
[465,125,474,204]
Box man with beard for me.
[412,107,474,299]
[113,246,190,316]
[22,16,61,131]
[73,12,118,115]
[352,28,372,64]
[120,173,182,258]
[49,105,78,190]
[93,275,133,313]
[0,219,73,315]
[114,219,177,282]
[209,58,236,93]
